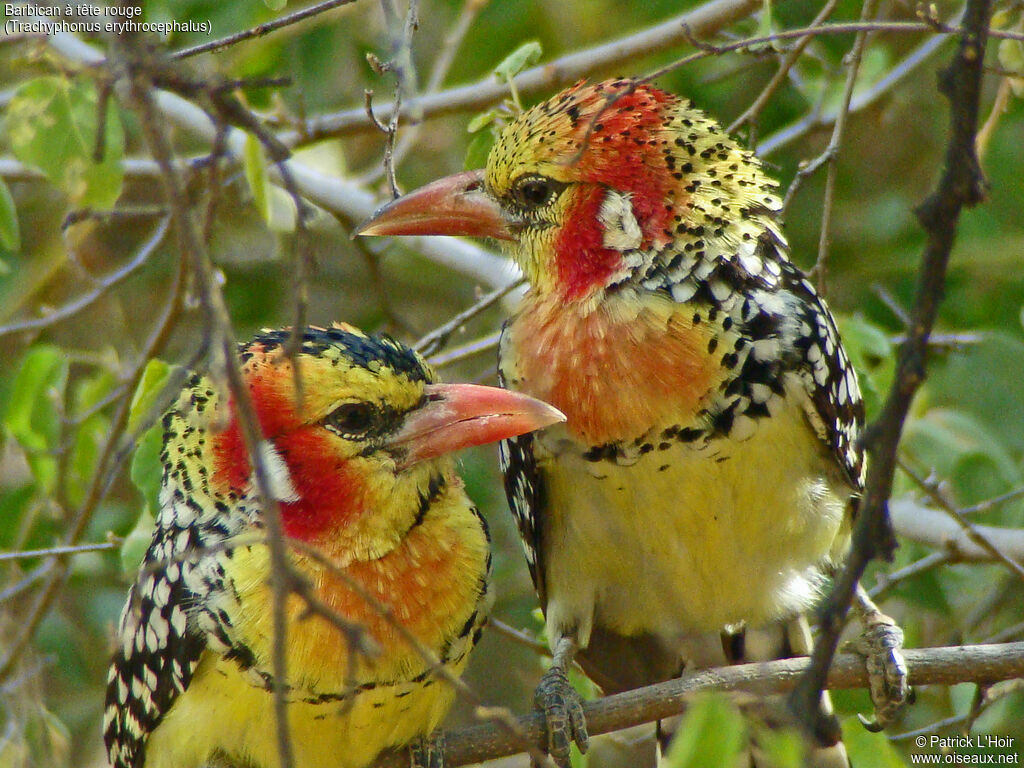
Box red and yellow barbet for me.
[360,79,905,766]
[103,325,564,768]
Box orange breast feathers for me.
[286,485,487,675]
[508,295,724,445]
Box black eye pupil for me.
[326,403,375,434]
[519,179,552,207]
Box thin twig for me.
[0,561,54,604]
[415,278,523,356]
[811,0,881,293]
[889,679,1024,741]
[381,0,487,175]
[975,76,1015,160]
[0,541,119,562]
[289,538,557,768]
[727,0,840,139]
[0,218,169,337]
[280,0,765,145]
[899,461,1024,580]
[890,498,1024,563]
[789,0,993,743]
[426,330,502,369]
[113,34,300,768]
[760,24,956,156]
[171,0,361,60]
[982,620,1024,645]
[0,221,185,683]
[867,550,952,602]
[487,618,551,659]
[372,642,1024,768]
[961,485,1024,516]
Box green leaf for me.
[841,717,905,768]
[755,0,780,51]
[493,41,542,81]
[465,128,497,170]
[835,313,894,422]
[3,345,69,493]
[663,694,747,768]
[902,408,1021,512]
[128,358,177,435]
[5,76,124,208]
[65,370,117,508]
[467,108,503,134]
[998,39,1024,98]
[130,425,164,519]
[243,132,271,225]
[0,176,20,252]
[266,185,298,233]
[120,506,155,575]
[264,0,287,9]
[748,721,805,768]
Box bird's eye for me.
[324,403,377,436]
[513,176,561,209]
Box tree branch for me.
[371,642,1024,768]
[890,499,1024,564]
[789,0,992,743]
[279,0,765,145]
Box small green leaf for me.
[5,76,124,208]
[128,358,177,435]
[663,694,747,768]
[755,0,779,51]
[903,408,1021,509]
[120,506,155,575]
[467,109,502,134]
[63,370,117,507]
[243,132,270,225]
[266,185,298,233]
[998,39,1024,97]
[465,128,497,170]
[841,717,906,767]
[835,313,894,422]
[748,721,806,768]
[130,425,164,516]
[0,177,20,252]
[4,345,69,493]
[493,41,542,81]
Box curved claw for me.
[409,732,445,768]
[848,614,911,731]
[533,666,589,768]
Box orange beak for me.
[357,170,515,241]
[388,382,563,468]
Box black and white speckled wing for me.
[103,393,240,768]
[499,429,549,606]
[102,517,207,768]
[781,260,866,491]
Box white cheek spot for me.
[259,440,300,503]
[598,189,643,252]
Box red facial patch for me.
[274,428,367,541]
[549,83,675,299]
[209,355,366,542]
[555,186,623,300]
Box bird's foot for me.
[409,731,445,768]
[532,666,588,768]
[847,609,911,731]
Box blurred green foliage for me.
[1,1,1023,766]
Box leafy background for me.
[1,0,1023,766]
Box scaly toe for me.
[849,616,910,731]
[532,667,589,767]
[409,732,445,768]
